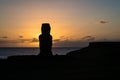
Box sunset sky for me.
[0,0,120,47]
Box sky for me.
[0,0,120,47]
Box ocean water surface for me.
[0,47,81,59]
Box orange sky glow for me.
[0,0,120,47]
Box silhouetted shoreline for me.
[0,42,119,79]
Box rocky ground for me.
[0,42,119,79]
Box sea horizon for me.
[0,46,81,49]
[0,47,82,59]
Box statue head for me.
[41,23,51,34]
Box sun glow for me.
[0,0,120,47]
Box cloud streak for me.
[53,40,89,47]
[0,36,8,39]
[100,20,108,24]
[0,40,19,44]
[31,38,39,42]
[53,35,95,47]
[0,38,39,44]
[19,36,23,38]
[0,35,95,47]
[81,36,95,41]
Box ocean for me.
[0,47,81,59]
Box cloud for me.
[18,38,39,43]
[0,35,95,47]
[19,39,30,43]
[59,36,71,40]
[53,35,95,47]
[0,37,39,45]
[81,36,95,41]
[0,40,19,44]
[0,40,9,44]
[19,36,23,38]
[0,38,39,47]
[53,39,61,43]
[31,38,39,42]
[100,20,108,24]
[53,39,89,47]
[0,40,18,47]
[0,36,8,39]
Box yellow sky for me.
[0,0,120,47]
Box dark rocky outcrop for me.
[67,42,120,57]
[0,42,120,79]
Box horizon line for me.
[0,47,81,48]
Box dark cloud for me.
[0,36,95,47]
[0,38,39,46]
[100,20,108,24]
[60,36,65,39]
[19,39,30,43]
[0,40,18,44]
[81,36,95,41]
[0,37,37,47]
[19,36,23,38]
[0,40,9,44]
[53,35,95,47]
[19,38,38,43]
[0,36,8,39]
[31,38,39,42]
[53,39,61,42]
[53,39,89,47]
[19,37,39,43]
[59,36,69,40]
